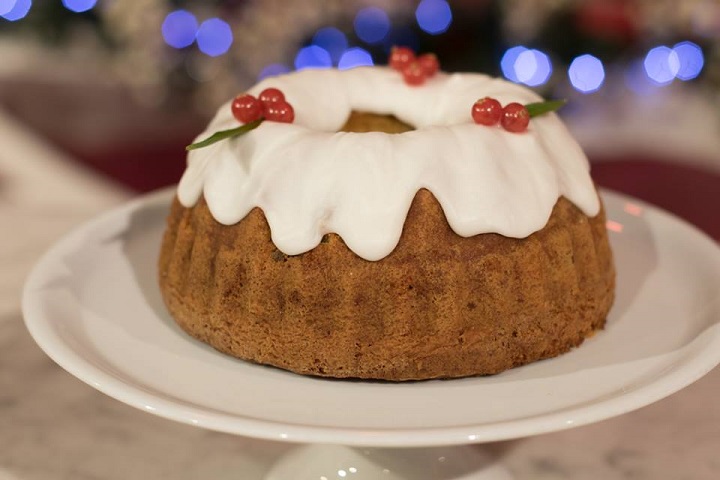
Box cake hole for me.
[408,285,414,290]
[339,111,415,134]
[512,330,519,338]
[467,302,477,310]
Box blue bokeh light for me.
[0,0,16,16]
[294,46,332,71]
[196,18,233,57]
[415,0,452,35]
[673,41,704,81]
[501,46,527,83]
[354,7,390,44]
[312,27,348,64]
[568,54,605,93]
[514,49,552,87]
[258,63,291,81]
[162,10,198,49]
[62,0,96,13]
[338,47,374,70]
[1,0,30,21]
[644,46,679,85]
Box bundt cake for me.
[159,65,615,381]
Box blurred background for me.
[0,0,718,237]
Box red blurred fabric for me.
[592,159,720,241]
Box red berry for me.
[264,101,295,123]
[417,53,439,77]
[231,94,262,124]
[402,62,426,86]
[389,46,415,71]
[501,103,530,133]
[258,87,285,105]
[471,97,503,126]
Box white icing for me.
[178,67,599,261]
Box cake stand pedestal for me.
[263,444,512,480]
[22,189,720,479]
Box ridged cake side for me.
[158,189,615,380]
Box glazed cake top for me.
[178,67,599,261]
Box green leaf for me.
[186,118,264,151]
[525,99,567,118]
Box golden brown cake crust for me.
[159,193,614,381]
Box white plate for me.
[22,188,720,447]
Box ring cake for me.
[159,65,615,381]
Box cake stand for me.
[22,188,720,479]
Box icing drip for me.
[178,67,599,261]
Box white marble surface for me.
[2,107,720,479]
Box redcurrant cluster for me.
[231,88,295,124]
[471,97,530,133]
[389,46,440,86]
